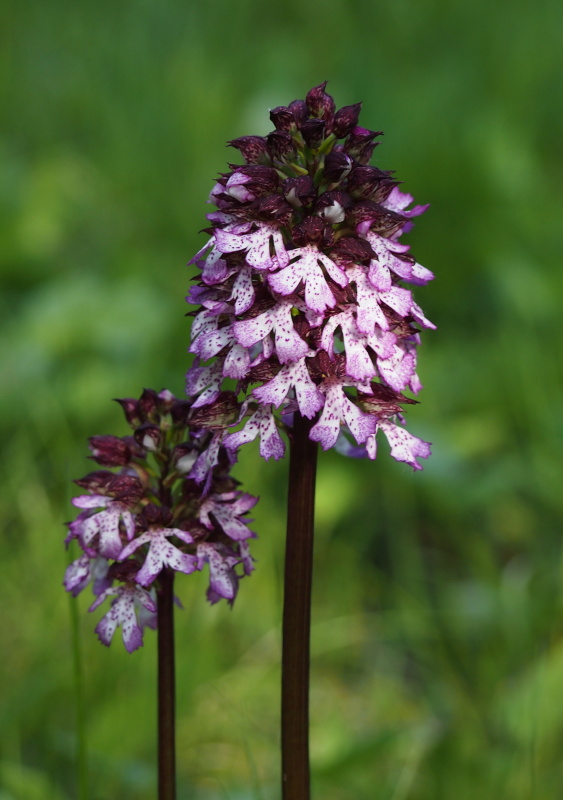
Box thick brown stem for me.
[157,568,176,800]
[281,413,318,800]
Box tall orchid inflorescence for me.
[186,83,434,473]
[65,389,256,652]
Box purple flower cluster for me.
[65,389,256,652]
[187,83,434,471]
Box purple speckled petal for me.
[368,259,392,292]
[291,359,325,418]
[64,554,91,596]
[238,540,254,576]
[199,495,255,541]
[349,266,389,334]
[268,262,302,296]
[187,361,223,407]
[95,507,125,560]
[223,343,251,378]
[91,586,153,653]
[189,431,223,493]
[271,302,312,364]
[303,263,337,314]
[377,345,416,392]
[379,286,413,318]
[192,326,236,361]
[309,383,342,450]
[378,419,431,470]
[233,310,274,348]
[72,494,109,510]
[196,543,239,603]
[383,186,429,218]
[230,266,255,314]
[224,405,285,460]
[410,301,436,330]
[318,251,348,288]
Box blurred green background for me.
[2,0,563,798]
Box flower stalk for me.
[282,413,318,800]
[157,568,176,800]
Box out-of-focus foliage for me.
[1,1,563,798]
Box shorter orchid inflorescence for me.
[186,82,433,475]
[65,389,256,652]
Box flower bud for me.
[291,215,326,247]
[283,176,317,208]
[332,103,362,138]
[344,126,383,163]
[347,165,393,200]
[134,423,161,452]
[74,470,114,492]
[189,391,240,428]
[139,388,160,423]
[173,443,198,474]
[288,99,309,128]
[269,106,295,131]
[107,560,144,583]
[315,190,352,225]
[305,82,335,125]
[357,384,416,417]
[322,151,353,183]
[250,194,294,225]
[89,435,131,467]
[170,399,191,425]
[330,236,375,264]
[300,118,325,149]
[227,136,269,165]
[107,474,144,505]
[115,397,142,427]
[266,130,296,160]
[139,503,172,528]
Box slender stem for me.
[157,568,176,800]
[69,591,89,800]
[281,413,318,800]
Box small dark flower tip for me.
[108,560,143,583]
[305,82,336,125]
[114,397,142,427]
[288,99,309,128]
[89,435,131,467]
[300,118,326,149]
[269,106,296,131]
[330,235,375,264]
[250,194,294,225]
[157,389,176,414]
[322,151,353,183]
[139,502,173,528]
[266,130,296,160]
[343,127,383,163]
[283,175,317,208]
[332,102,363,138]
[188,391,240,428]
[74,470,114,492]
[139,388,160,422]
[227,136,270,165]
[133,423,161,452]
[170,399,192,425]
[347,165,394,200]
[291,215,327,247]
[107,474,144,505]
[314,190,353,224]
[173,442,198,474]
